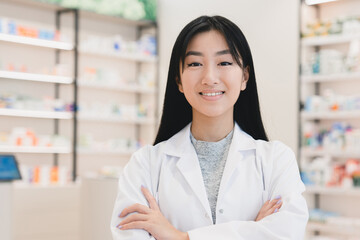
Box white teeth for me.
[201,92,224,96]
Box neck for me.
[191,112,234,142]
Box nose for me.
[201,65,219,86]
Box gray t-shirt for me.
[190,129,234,223]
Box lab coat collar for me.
[163,122,256,157]
[163,122,257,220]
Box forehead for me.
[186,30,229,53]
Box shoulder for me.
[131,141,168,163]
[254,139,297,169]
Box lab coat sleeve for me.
[110,145,157,240]
[187,141,309,240]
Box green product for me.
[139,0,157,21]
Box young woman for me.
[111,15,308,240]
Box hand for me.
[118,186,189,240]
[255,196,283,221]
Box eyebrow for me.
[185,49,231,58]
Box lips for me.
[199,91,225,96]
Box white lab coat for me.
[111,123,309,240]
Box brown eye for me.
[187,62,202,67]
[219,62,233,66]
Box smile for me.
[199,91,225,96]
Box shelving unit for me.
[75,9,158,172]
[300,1,360,239]
[0,1,79,181]
[1,0,158,179]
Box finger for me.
[259,200,272,212]
[119,203,150,218]
[119,213,148,227]
[268,197,282,208]
[118,221,150,231]
[270,196,281,203]
[267,200,283,215]
[141,186,159,211]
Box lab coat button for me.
[219,209,224,214]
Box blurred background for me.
[0,0,359,239]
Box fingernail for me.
[118,211,122,217]
[117,225,122,229]
[141,185,145,189]
[274,195,281,200]
[276,200,282,205]
[274,208,278,213]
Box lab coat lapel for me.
[164,124,212,219]
[217,124,256,202]
[176,143,212,218]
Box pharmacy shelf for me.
[14,182,80,189]
[0,108,73,119]
[78,115,155,125]
[0,146,71,154]
[0,70,73,84]
[307,221,360,236]
[0,33,73,50]
[301,34,360,46]
[77,148,134,156]
[301,147,360,158]
[305,186,360,197]
[2,0,155,27]
[78,82,156,94]
[79,49,158,63]
[301,110,360,120]
[301,72,360,83]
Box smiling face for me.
[178,30,249,123]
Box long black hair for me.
[154,15,268,145]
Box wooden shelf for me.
[0,33,73,50]
[0,70,73,84]
[0,108,73,119]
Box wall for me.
[157,0,300,153]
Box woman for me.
[111,15,308,240]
